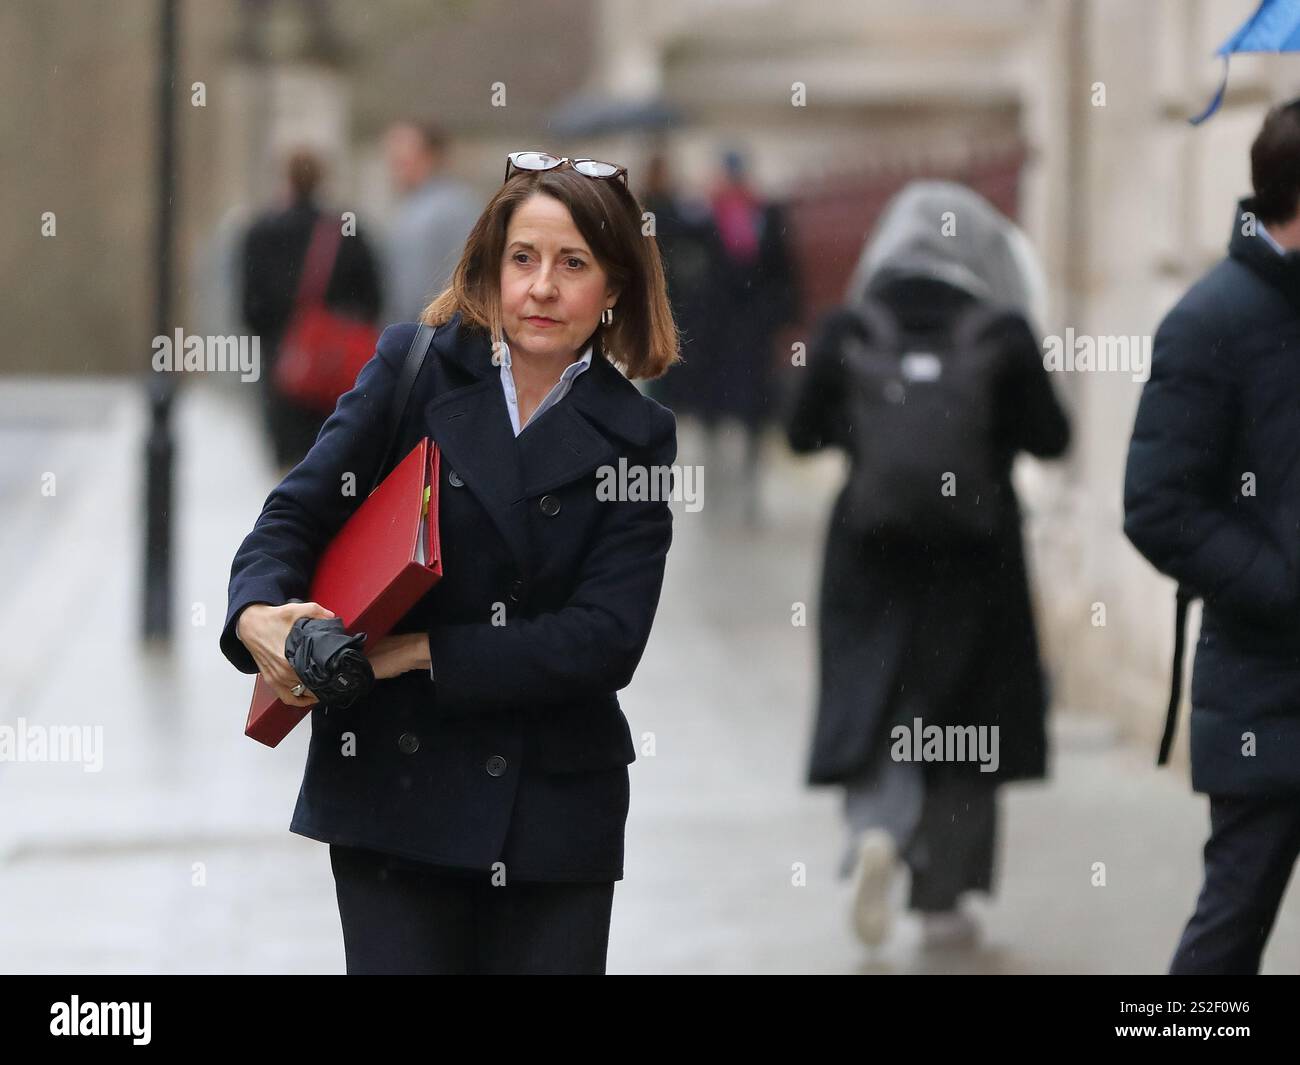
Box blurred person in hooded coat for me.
[785,181,1069,950]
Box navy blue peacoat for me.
[220,313,678,880]
[1125,200,1300,796]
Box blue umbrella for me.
[1193,0,1300,124]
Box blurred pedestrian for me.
[786,181,1069,951]
[639,151,727,420]
[381,118,481,326]
[240,147,383,473]
[1124,99,1300,975]
[707,149,800,527]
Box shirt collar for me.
[1258,220,1288,257]
[432,312,659,446]
[499,337,594,377]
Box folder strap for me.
[368,323,437,497]
[1158,585,1194,766]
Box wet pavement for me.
[0,377,1296,974]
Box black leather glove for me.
[283,616,374,709]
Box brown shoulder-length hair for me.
[419,165,679,380]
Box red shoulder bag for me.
[273,216,382,413]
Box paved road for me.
[0,377,1296,974]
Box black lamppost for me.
[142,0,178,640]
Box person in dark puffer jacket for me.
[1124,99,1300,975]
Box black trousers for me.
[329,843,616,974]
[1170,793,1300,974]
[906,764,998,911]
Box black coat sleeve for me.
[991,313,1071,459]
[219,324,417,673]
[1123,300,1300,622]
[426,407,678,711]
[785,308,854,454]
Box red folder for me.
[245,438,443,747]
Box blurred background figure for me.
[639,150,726,423]
[786,181,1070,953]
[705,148,800,527]
[380,118,481,326]
[240,146,383,474]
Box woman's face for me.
[499,192,619,363]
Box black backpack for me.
[836,297,1009,543]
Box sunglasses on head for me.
[504,151,629,186]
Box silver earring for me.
[601,307,614,326]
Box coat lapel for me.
[425,378,532,572]
[420,313,656,577]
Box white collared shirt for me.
[499,335,594,435]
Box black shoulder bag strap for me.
[1158,584,1195,766]
[367,323,437,497]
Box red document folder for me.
[245,438,443,747]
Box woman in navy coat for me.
[220,152,680,974]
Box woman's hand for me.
[236,601,335,707]
[364,633,431,680]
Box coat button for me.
[539,494,561,517]
[448,469,464,487]
[398,732,420,754]
[508,577,524,603]
[485,754,508,777]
